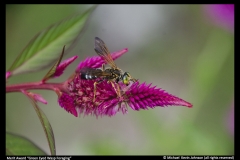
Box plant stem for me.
[6,81,66,93]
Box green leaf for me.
[8,6,97,75]
[26,94,56,155]
[6,132,46,155]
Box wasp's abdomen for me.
[80,67,102,80]
[81,73,98,80]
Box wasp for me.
[80,37,136,102]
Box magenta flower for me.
[58,48,192,117]
[204,4,234,32]
[54,56,78,77]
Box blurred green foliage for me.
[6,5,234,155]
[6,132,46,155]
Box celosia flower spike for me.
[54,56,78,77]
[125,82,193,110]
[58,72,192,117]
[58,41,192,117]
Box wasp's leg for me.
[129,75,137,83]
[93,80,103,102]
[93,81,97,102]
[110,81,122,98]
[131,78,137,82]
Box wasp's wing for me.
[80,67,111,78]
[94,37,118,69]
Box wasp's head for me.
[122,72,136,86]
